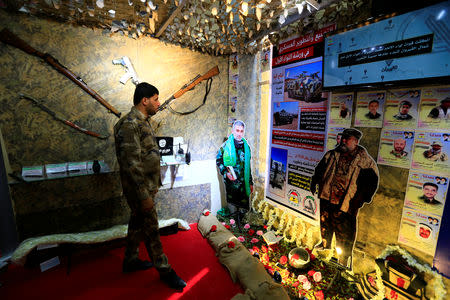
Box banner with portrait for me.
[354,90,385,128]
[377,129,414,169]
[383,88,420,128]
[328,92,353,128]
[418,85,450,130]
[411,131,450,174]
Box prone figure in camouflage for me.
[114,82,186,291]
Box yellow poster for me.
[377,129,414,169]
[383,88,420,129]
[328,93,353,128]
[418,85,450,130]
[411,131,450,174]
[354,90,385,128]
[398,207,440,256]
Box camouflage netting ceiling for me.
[1,0,371,55]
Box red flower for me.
[210,225,217,232]
[292,253,300,260]
[314,290,324,300]
[263,225,268,229]
[308,270,316,277]
[310,253,316,261]
[279,255,288,265]
[261,245,268,253]
[225,224,231,229]
[305,248,312,254]
[228,241,235,248]
[292,281,300,288]
[204,211,210,216]
[248,229,255,236]
[252,246,260,253]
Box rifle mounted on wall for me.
[0,28,121,118]
[158,65,220,113]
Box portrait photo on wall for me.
[272,101,299,130]
[229,96,238,114]
[354,91,385,128]
[404,171,448,216]
[230,53,239,74]
[383,88,420,128]
[268,147,288,198]
[412,131,450,174]
[418,85,450,130]
[260,49,271,73]
[398,207,442,257]
[283,59,323,103]
[328,92,353,128]
[377,130,414,169]
[326,127,346,151]
[311,128,379,269]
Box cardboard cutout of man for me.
[311,128,379,268]
[216,120,253,216]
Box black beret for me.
[342,128,362,140]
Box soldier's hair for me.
[399,100,412,108]
[134,82,159,105]
[368,100,379,106]
[233,120,246,130]
[423,182,438,190]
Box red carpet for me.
[0,224,244,300]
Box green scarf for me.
[223,134,251,196]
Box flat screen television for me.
[323,1,450,88]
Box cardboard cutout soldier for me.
[311,128,379,268]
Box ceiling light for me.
[241,2,249,16]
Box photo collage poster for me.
[377,85,450,256]
[228,53,239,127]
[266,56,327,225]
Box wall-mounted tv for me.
[323,1,450,88]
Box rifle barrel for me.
[0,28,121,118]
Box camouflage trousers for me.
[124,192,171,273]
[320,199,357,267]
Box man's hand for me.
[226,171,236,181]
[142,197,155,212]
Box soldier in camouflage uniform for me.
[114,82,186,291]
[311,128,379,269]
[216,120,253,215]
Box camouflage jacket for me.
[114,106,160,202]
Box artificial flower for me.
[279,255,288,265]
[248,248,254,255]
[256,230,263,236]
[313,271,322,282]
[251,238,259,243]
[210,225,217,232]
[225,224,231,229]
[252,246,260,253]
[315,290,324,300]
[203,210,210,216]
[248,229,255,236]
[228,241,235,248]
[230,219,235,225]
[308,270,316,277]
[302,280,311,290]
[261,245,268,253]
[297,274,308,284]
[221,222,226,226]
[238,236,245,242]
[244,223,250,229]
[263,225,268,229]
[292,281,300,288]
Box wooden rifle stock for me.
[0,28,121,118]
[158,65,220,112]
